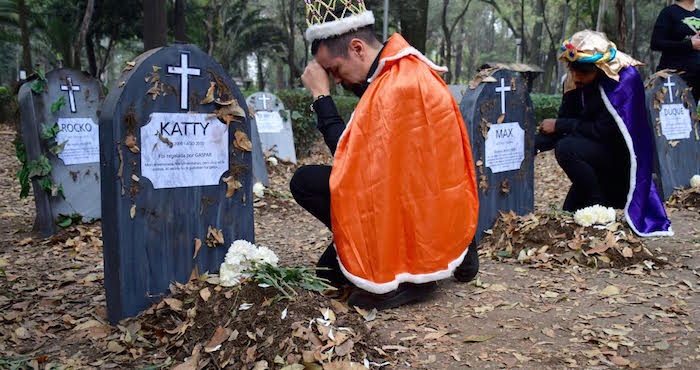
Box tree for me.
[143,0,167,51]
[17,0,31,74]
[615,0,626,50]
[69,0,94,69]
[440,0,473,84]
[399,0,429,53]
[174,0,186,43]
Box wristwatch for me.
[310,95,327,112]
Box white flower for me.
[574,208,595,227]
[219,240,279,287]
[253,182,265,198]
[267,156,278,166]
[252,245,279,266]
[691,174,700,188]
[574,205,616,227]
[219,262,243,287]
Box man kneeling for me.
[536,30,672,236]
[290,1,480,310]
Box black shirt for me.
[554,80,627,151]
[650,4,700,73]
[312,46,385,155]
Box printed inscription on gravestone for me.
[658,77,692,141]
[141,113,228,189]
[484,78,525,173]
[485,122,525,173]
[55,118,100,165]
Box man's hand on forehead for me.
[301,60,331,100]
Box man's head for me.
[568,61,600,88]
[311,25,383,95]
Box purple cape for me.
[600,66,673,237]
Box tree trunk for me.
[285,0,297,88]
[18,0,32,75]
[256,53,265,91]
[596,0,608,32]
[454,16,466,83]
[86,33,97,77]
[276,62,284,90]
[520,0,527,61]
[175,0,187,43]
[615,0,626,50]
[143,0,168,51]
[98,35,116,80]
[630,0,637,58]
[70,0,95,69]
[528,0,545,66]
[399,0,429,53]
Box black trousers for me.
[289,165,350,288]
[550,135,630,212]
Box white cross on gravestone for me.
[259,94,271,111]
[168,53,201,110]
[60,77,80,113]
[664,76,676,103]
[495,77,512,115]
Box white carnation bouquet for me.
[573,205,616,227]
[219,240,335,300]
[691,175,700,188]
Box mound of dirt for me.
[118,279,390,369]
[479,211,664,269]
[667,187,700,210]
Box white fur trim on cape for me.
[305,11,375,43]
[336,245,469,294]
[368,46,448,83]
[599,86,674,237]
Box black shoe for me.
[454,242,479,282]
[347,282,437,310]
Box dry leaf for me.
[223,176,242,198]
[215,98,237,106]
[199,287,211,302]
[204,326,229,353]
[107,340,125,353]
[600,285,620,296]
[234,130,253,152]
[118,81,125,88]
[130,204,136,219]
[211,101,245,125]
[152,65,161,72]
[622,247,633,258]
[335,338,354,357]
[193,238,202,259]
[123,61,136,72]
[125,134,140,153]
[463,335,493,343]
[200,82,216,104]
[611,356,630,366]
[173,344,201,370]
[206,226,225,247]
[158,132,174,148]
[497,113,505,124]
[131,174,140,182]
[164,298,183,311]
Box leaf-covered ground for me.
[1,123,699,369]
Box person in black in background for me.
[535,61,630,212]
[651,0,700,101]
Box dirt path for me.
[1,124,698,369]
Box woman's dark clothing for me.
[536,81,631,211]
[651,4,700,100]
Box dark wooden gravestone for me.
[99,45,254,323]
[459,69,535,245]
[645,72,700,201]
[18,68,103,237]
[246,92,297,163]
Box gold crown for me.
[304,0,374,42]
[305,0,367,26]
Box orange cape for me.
[329,34,479,294]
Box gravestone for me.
[448,84,468,104]
[459,68,535,245]
[18,69,103,237]
[99,45,254,323]
[645,71,700,200]
[246,92,297,163]
[249,112,270,187]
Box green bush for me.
[530,93,562,125]
[276,89,359,157]
[0,85,18,125]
